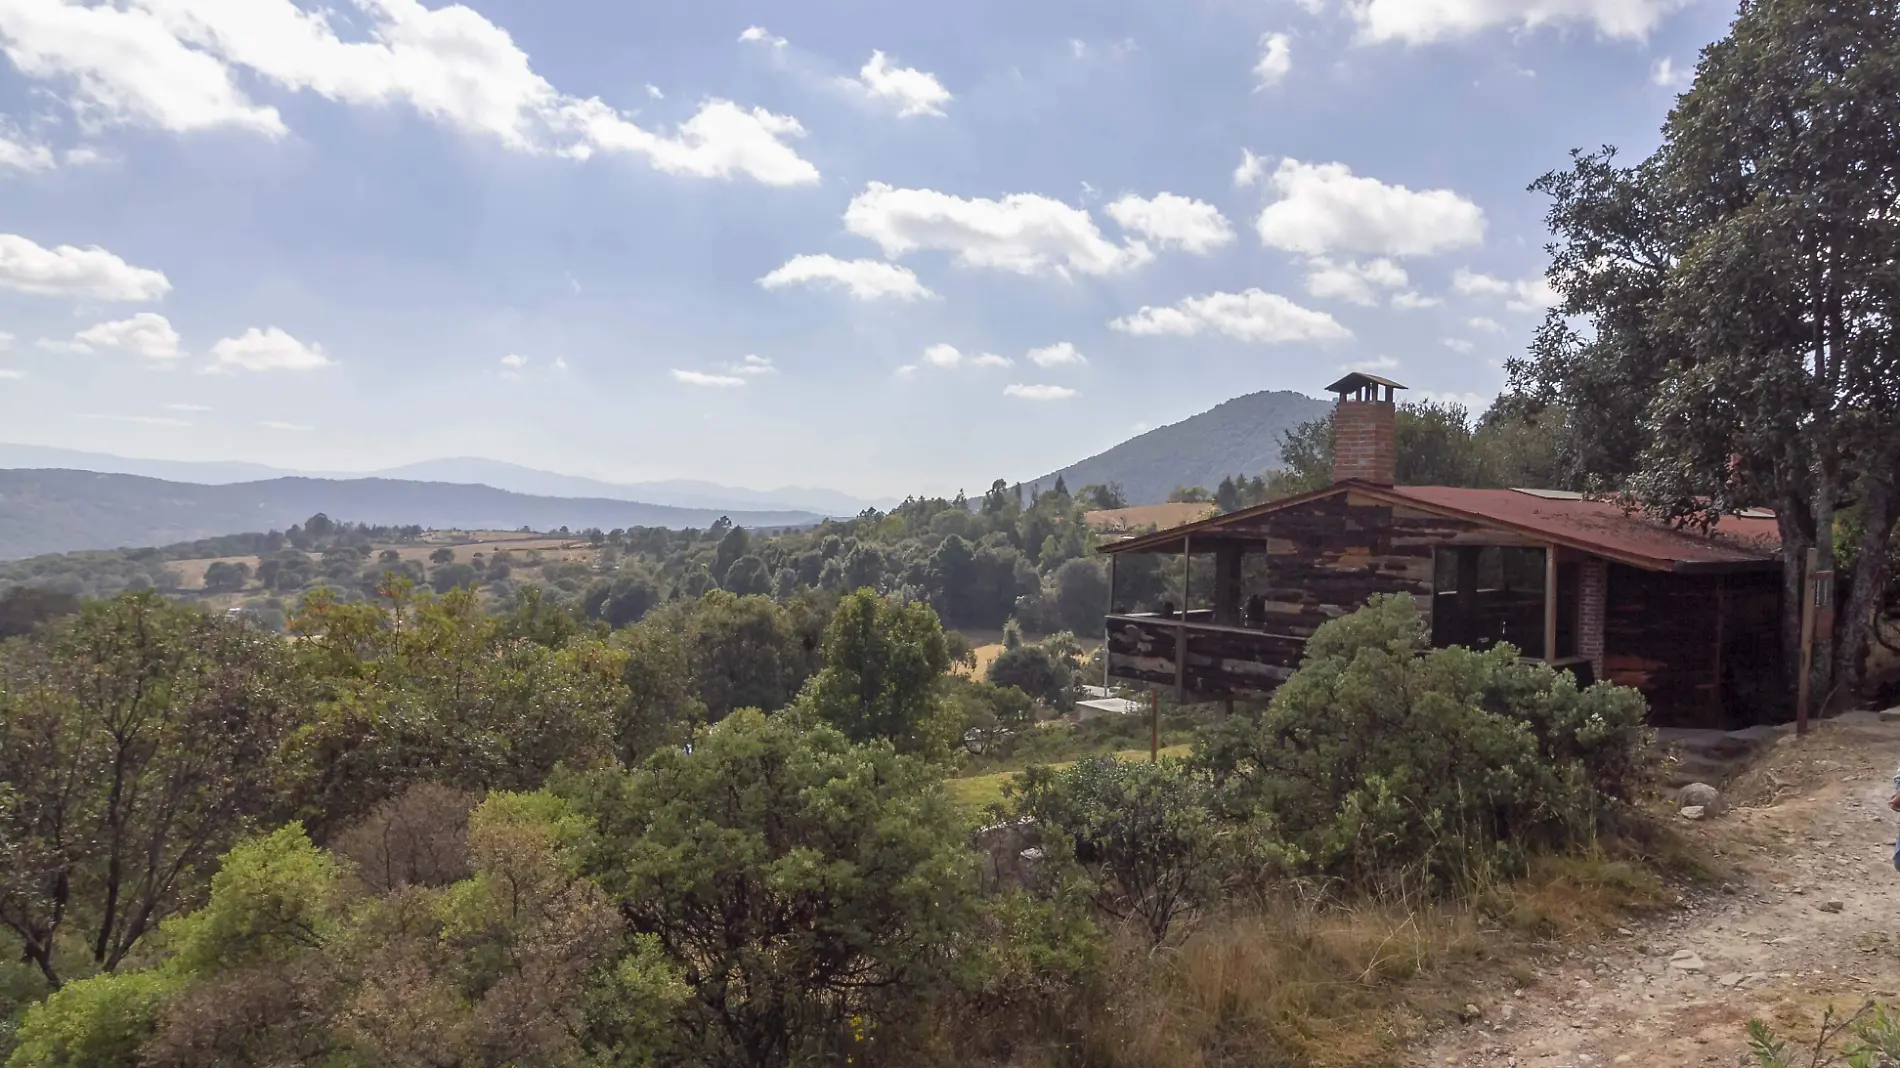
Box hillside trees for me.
[1518,0,1900,695]
[799,590,954,754]
[0,594,300,986]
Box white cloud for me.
[1344,0,1691,45]
[972,353,1012,368]
[1004,383,1077,401]
[1255,159,1485,258]
[1104,193,1234,254]
[645,83,663,99]
[1234,149,1267,189]
[0,0,286,134]
[562,98,818,186]
[1111,288,1350,344]
[54,312,181,361]
[165,402,210,411]
[1454,268,1558,312]
[1651,56,1691,88]
[1026,341,1085,368]
[923,343,963,369]
[258,419,314,431]
[0,233,170,300]
[1391,291,1441,309]
[729,354,775,376]
[0,126,54,172]
[843,182,1153,277]
[1303,257,1409,306]
[0,330,12,349]
[672,368,746,387]
[1415,390,1489,411]
[499,353,527,368]
[0,0,818,185]
[1253,32,1292,88]
[1466,316,1505,333]
[758,254,933,301]
[842,50,951,118]
[0,368,23,379]
[1442,337,1476,353]
[1346,355,1399,373]
[206,326,331,372]
[738,25,787,47]
[80,412,191,426]
[551,356,568,370]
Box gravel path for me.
[1419,715,1900,1068]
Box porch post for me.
[1543,544,1559,664]
[1176,536,1191,702]
[1103,553,1117,693]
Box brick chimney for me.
[1325,373,1405,486]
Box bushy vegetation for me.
[0,578,1665,1068]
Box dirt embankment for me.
[1421,714,1900,1068]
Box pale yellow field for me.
[1084,502,1217,536]
[166,531,594,590]
[945,745,1193,809]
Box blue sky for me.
[0,0,1733,499]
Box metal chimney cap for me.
[1325,372,1408,396]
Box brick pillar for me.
[1579,559,1608,682]
[1332,398,1397,485]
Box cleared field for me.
[1084,502,1217,535]
[946,744,1193,810]
[165,532,596,590]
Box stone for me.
[1718,973,1746,988]
[1678,782,1724,816]
[1820,900,1845,913]
[1681,805,1707,821]
[1670,950,1707,972]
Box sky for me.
[0,0,1738,499]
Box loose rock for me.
[1678,782,1724,815]
[1681,805,1707,821]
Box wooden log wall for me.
[1105,616,1306,699]
[1221,492,1494,637]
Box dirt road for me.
[1421,713,1900,1068]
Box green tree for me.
[799,589,953,754]
[713,526,751,585]
[428,546,455,565]
[200,560,250,593]
[562,710,981,1068]
[0,594,300,987]
[987,643,1070,707]
[720,555,772,597]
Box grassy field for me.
[946,744,1193,810]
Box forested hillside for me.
[0,470,821,560]
[1029,390,1332,505]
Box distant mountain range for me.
[1030,390,1332,505]
[0,470,823,561]
[0,445,896,517]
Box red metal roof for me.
[1384,486,1781,572]
[1100,482,1783,573]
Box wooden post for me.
[1176,536,1191,702]
[1797,546,1819,736]
[1150,686,1160,763]
[1543,545,1559,664]
[1104,554,1117,693]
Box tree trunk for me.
[1835,460,1899,699]
[1777,499,1814,689]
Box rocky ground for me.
[1419,713,1900,1068]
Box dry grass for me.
[989,845,1681,1068]
[1084,503,1219,536]
[165,532,595,591]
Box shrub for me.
[1195,594,1652,890]
[1006,756,1230,945]
[562,710,982,1068]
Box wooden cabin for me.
[1099,374,1786,729]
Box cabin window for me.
[1431,546,1558,659]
